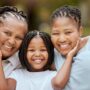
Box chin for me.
[60,51,68,57]
[2,53,13,59]
[2,55,10,60]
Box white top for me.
[54,36,90,90]
[2,52,21,78]
[8,69,57,90]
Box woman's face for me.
[51,17,82,56]
[27,36,48,72]
[0,17,28,59]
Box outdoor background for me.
[0,0,90,36]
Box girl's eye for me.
[40,49,47,52]
[28,49,35,52]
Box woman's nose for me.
[58,34,67,43]
[8,37,16,46]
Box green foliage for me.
[83,27,90,36]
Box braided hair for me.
[50,5,81,27]
[19,30,54,71]
[0,6,27,24]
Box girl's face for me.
[51,17,82,56]
[27,36,48,72]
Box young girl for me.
[0,30,79,90]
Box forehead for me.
[2,16,27,30]
[52,17,77,26]
[0,19,27,37]
[51,17,78,30]
[28,36,45,47]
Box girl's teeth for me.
[34,59,42,64]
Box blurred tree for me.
[20,0,39,30]
[0,0,17,6]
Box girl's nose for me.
[35,50,41,56]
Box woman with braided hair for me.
[0,6,28,78]
[50,5,90,90]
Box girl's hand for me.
[67,40,80,58]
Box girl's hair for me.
[0,6,27,24]
[50,5,81,27]
[19,30,54,71]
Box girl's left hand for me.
[67,40,80,58]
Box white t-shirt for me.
[8,69,57,90]
[54,36,90,90]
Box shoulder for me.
[12,68,26,74]
[46,70,57,77]
[9,68,27,78]
[8,69,27,82]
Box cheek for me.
[27,51,33,56]
[46,53,49,60]
[51,37,57,45]
[0,36,8,48]
[44,52,49,61]
[69,31,80,40]
[27,53,31,63]
[16,40,23,48]
[71,34,80,47]
[27,52,31,58]
[0,35,7,42]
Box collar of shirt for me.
[4,51,21,68]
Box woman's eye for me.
[16,36,23,40]
[65,31,72,34]
[4,31,11,36]
[52,32,59,35]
